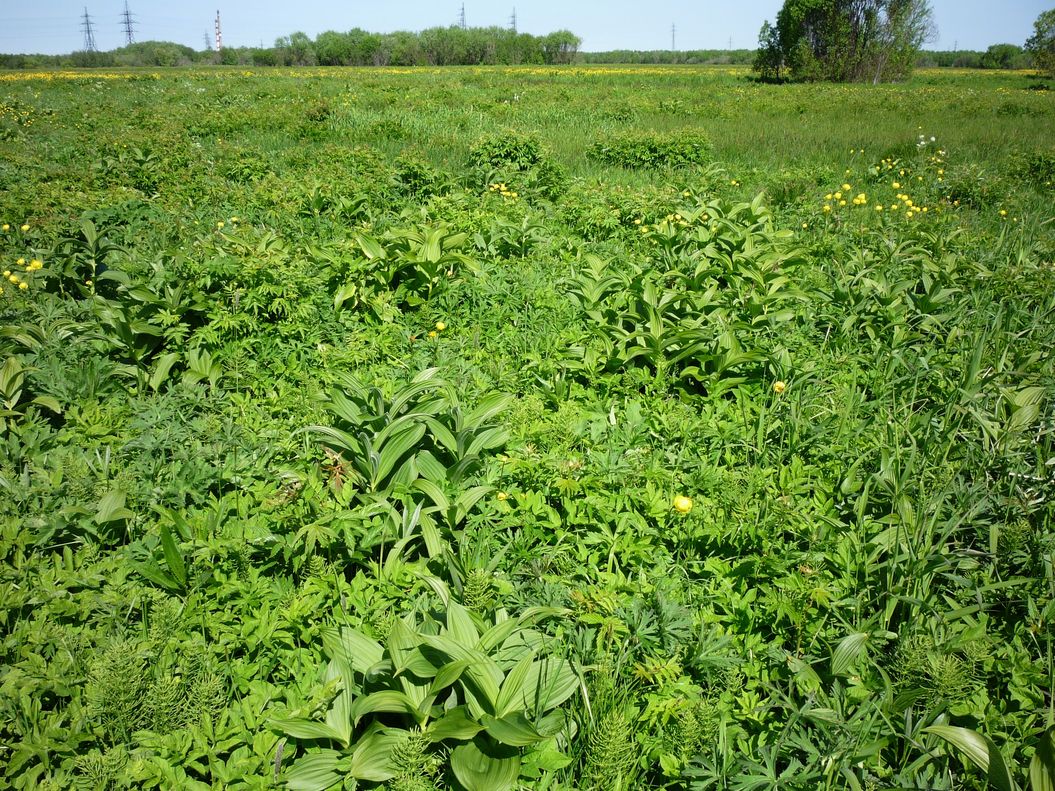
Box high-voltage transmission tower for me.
[214,10,223,53]
[510,7,517,33]
[458,3,467,29]
[671,23,676,52]
[80,7,97,52]
[120,2,136,45]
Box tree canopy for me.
[754,0,936,82]
[1026,8,1055,76]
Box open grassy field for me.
[1,64,1054,790]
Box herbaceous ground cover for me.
[0,64,1053,789]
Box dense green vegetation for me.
[1,64,1053,790]
[0,26,581,70]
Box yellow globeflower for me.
[841,183,852,191]
[2,270,9,277]
[1,224,8,231]
[497,491,509,501]
[435,321,446,331]
[18,282,27,290]
[428,330,437,338]
[892,182,900,189]
[673,495,693,514]
[875,205,883,211]
[20,224,29,232]
[834,191,842,200]
[773,380,787,394]
[216,221,225,229]
[822,204,831,212]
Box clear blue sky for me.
[0,1,1049,55]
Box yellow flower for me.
[497,491,509,501]
[435,321,446,331]
[834,192,842,200]
[822,204,831,212]
[824,193,833,200]
[18,282,27,290]
[216,221,225,229]
[20,224,29,232]
[428,330,437,338]
[673,495,693,514]
[841,183,852,191]
[838,200,846,207]
[875,205,883,212]
[892,182,900,189]
[230,216,239,223]
[999,209,1007,216]
[773,380,787,394]
[0,224,8,231]
[2,270,9,277]
[682,190,691,197]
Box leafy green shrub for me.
[468,132,543,171]
[1010,149,1055,188]
[586,131,712,169]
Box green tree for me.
[1026,8,1055,76]
[980,43,1027,69]
[541,30,581,64]
[756,0,935,82]
[754,20,783,80]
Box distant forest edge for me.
[0,26,1036,71]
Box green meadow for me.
[1,64,1053,790]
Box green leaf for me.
[427,705,484,742]
[495,653,535,718]
[925,725,1019,791]
[348,690,425,727]
[29,395,62,414]
[1030,726,1055,791]
[446,602,480,648]
[95,490,133,525]
[482,711,545,747]
[356,233,386,261]
[159,522,186,588]
[831,632,869,676]
[269,718,345,745]
[517,657,579,713]
[322,627,383,673]
[346,725,404,782]
[372,422,427,489]
[283,749,344,791]
[450,739,521,791]
[149,352,180,392]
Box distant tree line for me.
[0,26,582,69]
[580,49,756,65]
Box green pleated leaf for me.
[427,705,485,742]
[1030,726,1055,791]
[483,711,545,747]
[450,739,521,791]
[925,725,1018,791]
[831,632,869,676]
[269,718,345,745]
[283,749,344,791]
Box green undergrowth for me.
[0,65,1053,790]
